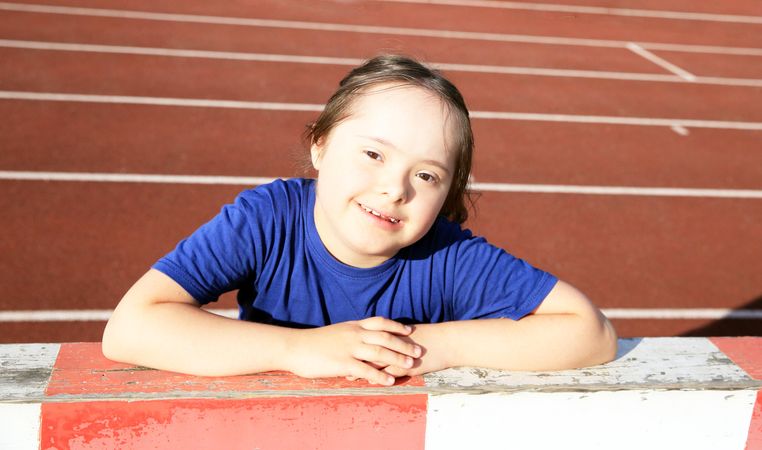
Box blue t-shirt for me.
[153,178,557,328]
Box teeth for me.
[361,204,400,224]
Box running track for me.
[0,0,760,343]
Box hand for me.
[376,324,451,378]
[285,317,422,386]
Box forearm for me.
[103,301,297,377]
[411,311,617,372]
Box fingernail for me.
[405,356,413,367]
[387,376,395,385]
[404,325,412,332]
[414,346,422,357]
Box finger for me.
[358,316,412,335]
[354,344,414,370]
[361,330,422,359]
[349,360,395,386]
[382,365,410,378]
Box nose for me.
[377,168,410,203]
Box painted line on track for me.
[1,2,761,56]
[379,0,762,25]
[626,43,696,81]
[3,91,762,131]
[2,171,762,199]
[4,39,762,88]
[1,308,761,322]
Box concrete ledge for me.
[1,338,760,449]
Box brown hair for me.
[305,54,474,224]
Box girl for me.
[102,55,617,386]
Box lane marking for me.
[626,43,696,81]
[379,0,762,25]
[4,39,762,88]
[604,309,762,319]
[3,91,762,131]
[670,125,690,136]
[1,308,760,322]
[0,171,278,186]
[1,2,761,56]
[0,91,324,111]
[2,171,762,199]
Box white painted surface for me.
[424,338,752,389]
[626,43,696,81]
[0,344,59,400]
[425,390,757,450]
[0,404,41,450]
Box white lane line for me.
[2,171,762,199]
[1,308,760,322]
[5,39,762,88]
[670,125,690,136]
[0,91,324,111]
[603,309,762,319]
[1,2,761,56]
[0,171,278,186]
[468,110,762,131]
[627,43,696,81]
[3,91,762,131]
[379,0,762,25]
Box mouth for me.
[359,203,401,224]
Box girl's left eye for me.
[416,172,438,184]
[364,150,382,161]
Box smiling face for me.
[311,84,456,268]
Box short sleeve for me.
[449,230,558,321]
[152,189,269,304]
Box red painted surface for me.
[40,394,427,450]
[5,0,761,47]
[46,343,424,396]
[746,391,762,450]
[711,337,762,380]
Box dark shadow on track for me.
[680,294,762,337]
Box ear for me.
[310,141,323,171]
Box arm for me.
[102,269,420,385]
[386,280,617,376]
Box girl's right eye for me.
[364,150,382,161]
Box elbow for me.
[589,313,618,366]
[101,311,132,364]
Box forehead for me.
[339,84,458,165]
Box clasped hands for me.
[286,316,439,386]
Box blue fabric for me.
[153,178,558,328]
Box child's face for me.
[311,84,456,268]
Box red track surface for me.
[1,0,761,342]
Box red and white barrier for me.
[1,338,760,449]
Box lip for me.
[357,202,402,225]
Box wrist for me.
[410,323,454,372]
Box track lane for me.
[2,48,761,121]
[0,10,665,74]
[3,0,761,48]
[1,182,759,314]
[2,102,762,190]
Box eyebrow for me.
[358,135,452,175]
